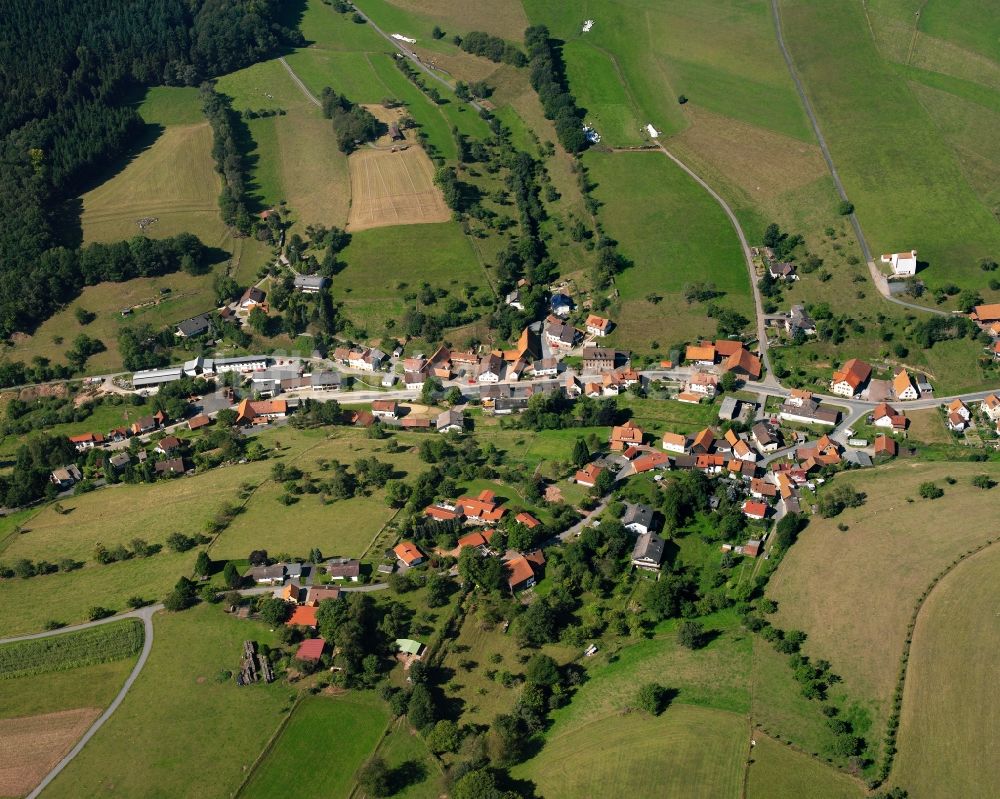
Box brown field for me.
[346,143,450,231]
[891,543,1000,798]
[0,708,99,797]
[768,461,1000,747]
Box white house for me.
[661,432,688,454]
[687,372,718,397]
[622,503,655,536]
[893,369,919,401]
[477,354,502,383]
[404,371,426,390]
[585,315,612,337]
[981,394,1000,422]
[881,250,917,277]
[946,399,971,431]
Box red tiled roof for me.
[394,541,424,565]
[295,638,325,661]
[287,605,318,628]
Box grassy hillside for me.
[747,734,865,799]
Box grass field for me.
[135,87,206,127]
[0,659,135,720]
[891,543,1000,797]
[779,0,1000,296]
[583,150,753,350]
[512,703,747,799]
[747,733,864,799]
[347,145,450,231]
[241,693,389,799]
[42,605,290,799]
[768,461,1000,758]
[384,0,529,42]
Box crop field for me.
[241,694,389,798]
[768,461,1000,751]
[891,543,1000,797]
[0,659,135,721]
[512,703,746,799]
[42,605,290,799]
[0,619,143,679]
[746,733,864,799]
[779,0,1000,295]
[583,150,752,350]
[347,145,450,231]
[0,707,101,799]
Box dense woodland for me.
[0,0,301,336]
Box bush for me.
[838,200,854,215]
[918,482,943,500]
[677,620,706,650]
[635,682,670,715]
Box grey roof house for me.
[622,503,656,535]
[632,532,666,571]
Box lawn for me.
[891,542,1000,797]
[241,693,389,799]
[334,221,487,332]
[767,461,1000,761]
[779,0,1000,296]
[512,703,747,799]
[583,150,753,350]
[41,605,291,799]
[746,733,865,799]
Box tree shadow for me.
[388,759,428,793]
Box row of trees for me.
[524,26,588,153]
[458,31,527,66]
[201,85,254,233]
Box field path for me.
[278,57,320,108]
[769,0,947,317]
[21,604,158,799]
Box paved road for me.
[279,56,320,107]
[23,604,158,799]
[559,496,610,541]
[768,0,946,318]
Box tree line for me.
[0,0,300,336]
[200,84,254,234]
[457,31,527,66]
[524,26,588,153]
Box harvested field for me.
[347,146,449,231]
[0,708,99,798]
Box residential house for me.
[155,435,182,455]
[235,398,287,425]
[830,358,872,397]
[108,452,131,471]
[750,478,778,499]
[250,564,285,585]
[239,286,266,309]
[505,549,545,593]
[550,293,573,317]
[404,371,426,390]
[477,353,503,383]
[564,374,582,398]
[424,503,463,522]
[305,587,342,605]
[394,541,425,568]
[454,529,495,555]
[751,422,781,453]
[516,512,541,529]
[629,450,670,475]
[310,371,341,391]
[685,344,716,367]
[188,414,211,431]
[68,432,104,451]
[880,249,918,276]
[436,408,464,433]
[687,372,718,397]
[349,410,375,428]
[721,348,762,380]
[371,400,399,419]
[575,463,604,488]
[287,605,318,628]
[610,420,643,451]
[601,373,622,396]
[283,582,306,603]
[893,369,919,401]
[622,503,655,535]
[545,320,579,349]
[154,458,185,475]
[586,315,612,337]
[675,391,705,404]
[661,432,688,454]
[872,403,907,431]
[347,348,371,370]
[176,313,211,338]
[131,410,166,435]
[946,399,971,431]
[631,532,665,572]
[768,262,798,281]
[690,427,715,454]
[742,500,768,520]
[581,346,619,372]
[785,388,813,408]
[786,305,817,337]
[532,358,558,377]
[971,303,1000,325]
[780,398,839,426]
[293,275,327,293]
[50,464,82,490]
[326,558,360,582]
[295,638,326,663]
[874,434,898,458]
[504,289,525,310]
[981,394,1000,422]
[457,489,506,523]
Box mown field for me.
[583,150,753,350]
[383,0,529,42]
[42,605,290,799]
[241,694,389,799]
[891,543,1000,798]
[746,733,864,799]
[768,461,1000,761]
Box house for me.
[971,303,1000,324]
[830,359,872,397]
[505,549,545,593]
[601,373,622,396]
[235,398,287,425]
[283,582,306,603]
[981,394,1000,422]
[348,348,371,370]
[630,450,670,474]
[893,369,919,401]
[68,432,104,451]
[108,452,131,471]
[786,305,817,336]
[394,541,425,567]
[436,408,464,433]
[516,512,541,529]
[685,344,716,366]
[874,434,898,458]
[690,427,715,454]
[349,410,375,428]
[742,500,768,520]
[154,435,182,455]
[687,372,718,397]
[550,292,573,317]
[131,411,166,435]
[293,274,328,293]
[661,432,688,454]
[585,315,612,337]
[239,286,266,309]
[188,414,211,431]
[457,489,506,523]
[872,402,907,431]
[454,529,495,554]
[750,478,778,499]
[631,532,665,572]
[176,313,212,338]
[504,289,525,310]
[722,349,762,381]
[326,558,360,582]
[564,374,582,398]
[305,586,343,606]
[769,262,798,281]
[751,422,781,453]
[250,564,285,585]
[780,398,839,426]
[530,358,557,377]
[50,464,82,490]
[622,503,655,535]
[581,346,619,372]
[718,396,741,421]
[371,400,399,419]
[880,249,917,277]
[610,420,643,451]
[154,458,185,475]
[295,638,326,663]
[287,605,318,628]
[545,320,579,348]
[395,638,425,657]
[714,339,744,359]
[575,463,604,488]
[785,388,813,408]
[477,353,503,383]
[946,399,971,431]
[310,371,341,391]
[404,371,426,390]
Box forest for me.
[0,0,302,336]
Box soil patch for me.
[0,707,100,797]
